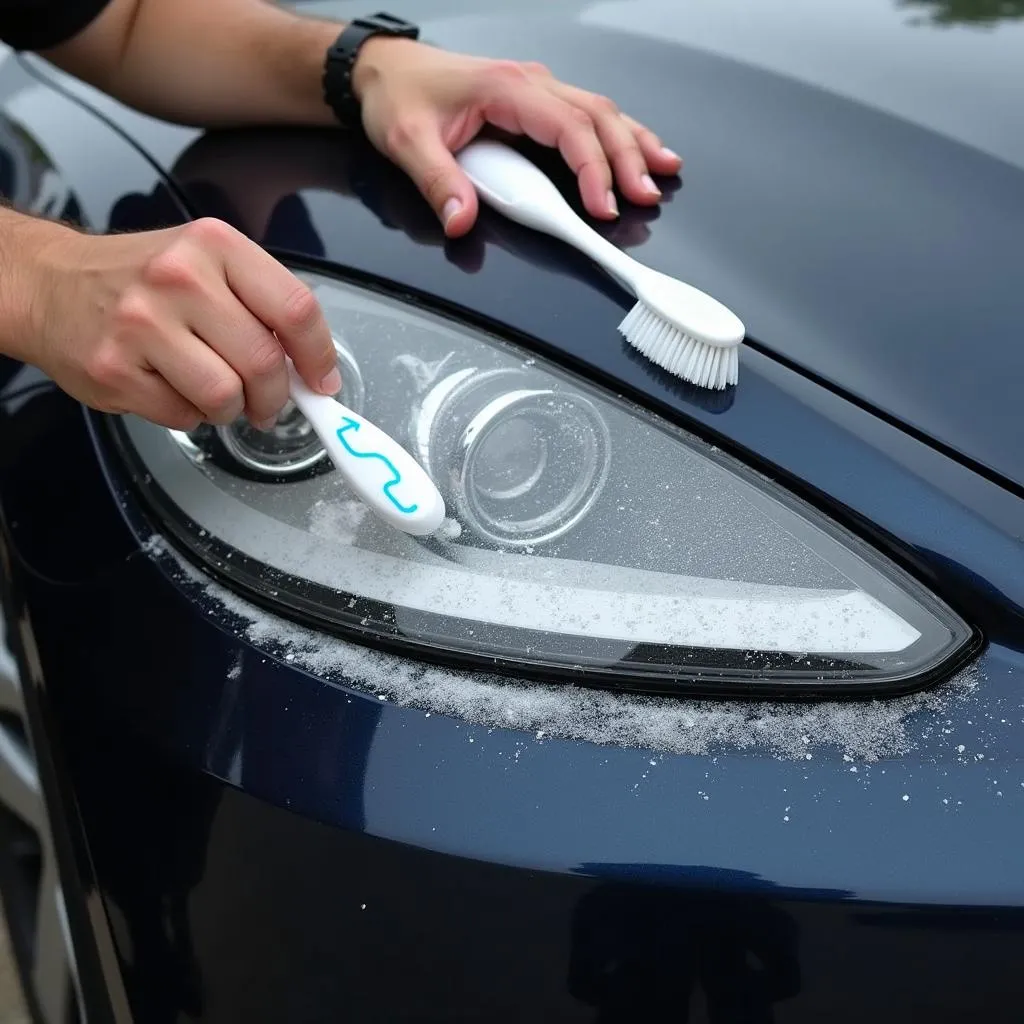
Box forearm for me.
[0,206,70,362]
[42,0,345,128]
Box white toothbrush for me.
[456,139,745,390]
[286,361,452,538]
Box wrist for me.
[0,211,80,363]
[350,36,420,103]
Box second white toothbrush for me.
[456,139,745,391]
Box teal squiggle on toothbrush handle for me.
[336,417,419,515]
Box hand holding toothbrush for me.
[352,40,683,237]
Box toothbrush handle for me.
[456,139,640,291]
[287,364,446,537]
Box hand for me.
[353,39,683,238]
[29,218,339,431]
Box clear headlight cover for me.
[112,270,975,696]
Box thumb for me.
[389,118,479,237]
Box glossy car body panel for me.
[1,3,1024,1020]
[29,0,1024,491]
[4,380,1024,1023]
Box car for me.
[1,0,1023,1021]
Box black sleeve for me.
[0,0,114,51]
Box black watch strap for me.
[323,13,420,128]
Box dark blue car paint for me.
[1,3,1024,1020]
[32,0,1024,493]
[3,383,1022,1022]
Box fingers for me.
[121,368,206,432]
[174,273,291,428]
[520,57,682,180]
[359,50,682,233]
[619,112,683,177]
[179,219,340,397]
[474,65,682,219]
[130,218,338,427]
[83,329,206,430]
[480,70,617,219]
[143,324,246,427]
[382,113,481,237]
[548,83,677,206]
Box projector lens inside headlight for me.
[413,367,611,546]
[217,402,326,476]
[178,336,365,481]
[110,269,975,696]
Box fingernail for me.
[641,173,661,196]
[442,197,463,230]
[320,368,342,395]
[254,416,277,432]
[607,190,619,217]
[660,146,681,163]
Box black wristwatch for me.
[322,13,421,128]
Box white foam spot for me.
[309,499,369,545]
[141,534,166,557]
[436,518,463,541]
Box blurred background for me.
[0,904,27,1024]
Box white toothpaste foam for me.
[145,535,980,762]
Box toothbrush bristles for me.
[618,302,739,391]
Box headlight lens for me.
[413,366,611,546]
[112,269,974,695]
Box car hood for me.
[313,1,1024,486]
[63,0,1024,489]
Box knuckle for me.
[142,247,201,291]
[182,216,237,249]
[568,106,595,132]
[85,341,125,389]
[609,135,644,162]
[280,283,321,333]
[591,93,619,117]
[201,374,243,420]
[521,60,549,77]
[245,337,285,380]
[491,59,528,79]
[113,288,157,332]
[480,59,529,91]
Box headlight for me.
[111,269,975,696]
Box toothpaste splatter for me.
[147,535,981,762]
